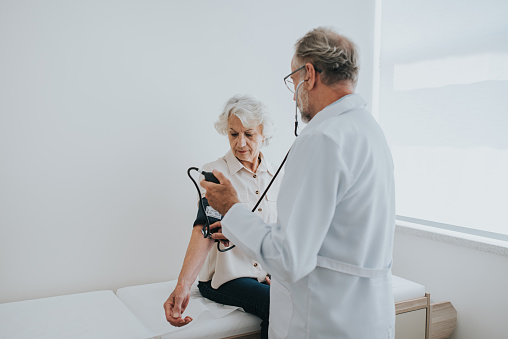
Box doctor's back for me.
[270,28,395,338]
[269,93,395,339]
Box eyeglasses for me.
[283,65,305,93]
[283,64,322,93]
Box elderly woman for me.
[164,95,280,339]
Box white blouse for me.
[197,150,280,289]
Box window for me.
[378,0,508,239]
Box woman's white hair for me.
[214,95,275,147]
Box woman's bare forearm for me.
[177,225,214,290]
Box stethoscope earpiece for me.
[294,80,306,137]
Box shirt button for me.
[258,208,262,212]
[253,263,258,267]
[253,174,257,178]
[255,190,259,194]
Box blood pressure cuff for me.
[193,197,223,227]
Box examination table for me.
[0,275,456,339]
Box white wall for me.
[393,230,508,339]
[0,0,376,303]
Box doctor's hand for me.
[200,170,240,216]
[210,221,231,247]
[164,284,193,327]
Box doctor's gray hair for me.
[294,27,359,88]
[214,95,275,147]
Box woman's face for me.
[228,114,264,171]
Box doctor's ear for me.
[304,62,317,89]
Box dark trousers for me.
[198,278,270,339]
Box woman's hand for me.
[164,283,193,327]
[210,221,231,247]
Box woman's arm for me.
[178,225,215,288]
[164,225,214,326]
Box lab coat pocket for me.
[270,279,293,338]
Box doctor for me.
[202,27,396,338]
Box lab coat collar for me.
[224,150,274,176]
[301,93,367,135]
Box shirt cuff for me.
[221,202,253,246]
[221,202,271,271]
[223,202,249,228]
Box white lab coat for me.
[222,94,395,338]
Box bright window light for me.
[379,0,508,238]
[394,53,508,91]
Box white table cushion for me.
[116,276,426,338]
[115,280,260,339]
[392,275,426,302]
[0,276,426,339]
[0,290,154,339]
